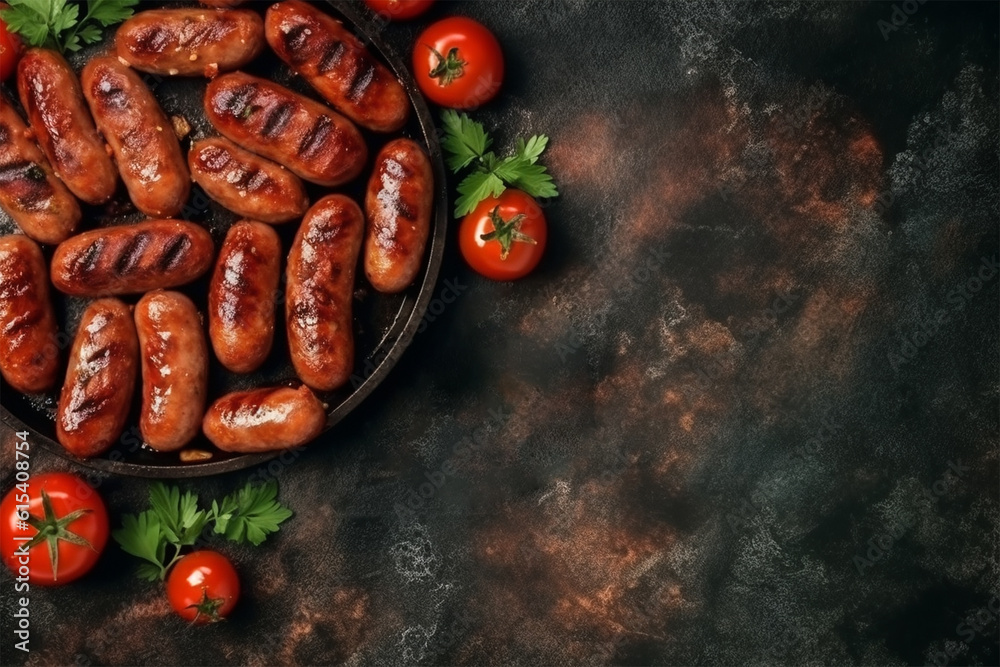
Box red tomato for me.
[460,189,547,280]
[0,472,109,586]
[413,17,503,109]
[166,551,240,624]
[0,3,24,82]
[364,0,434,21]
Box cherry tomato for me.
[460,189,547,280]
[413,17,503,109]
[0,472,109,586]
[166,550,240,624]
[0,4,24,82]
[364,0,434,21]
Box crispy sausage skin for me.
[116,9,264,78]
[364,138,433,293]
[0,235,60,393]
[81,56,190,218]
[135,290,208,451]
[51,220,215,297]
[265,0,408,133]
[209,221,281,373]
[57,298,138,458]
[16,49,119,205]
[204,72,367,187]
[202,385,326,452]
[286,195,363,391]
[189,137,309,223]
[0,93,81,244]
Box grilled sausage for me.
[116,8,264,78]
[200,0,247,6]
[265,0,408,133]
[364,138,433,293]
[0,235,60,393]
[81,56,190,218]
[51,220,214,297]
[135,290,208,451]
[16,49,119,205]
[0,93,81,244]
[204,72,367,187]
[202,384,326,452]
[286,194,363,391]
[56,298,138,458]
[189,137,309,223]
[209,221,281,373]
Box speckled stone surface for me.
[1,1,998,665]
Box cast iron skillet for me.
[0,0,448,477]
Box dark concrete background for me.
[1,1,998,665]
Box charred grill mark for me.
[0,162,46,186]
[3,309,43,338]
[346,61,376,102]
[75,239,105,275]
[95,81,129,112]
[318,41,346,73]
[84,343,111,366]
[159,235,191,271]
[236,168,270,193]
[281,23,311,55]
[298,115,333,159]
[222,83,257,118]
[197,146,232,173]
[397,200,417,221]
[133,26,171,54]
[261,102,294,138]
[181,20,226,49]
[114,231,151,275]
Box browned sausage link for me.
[116,9,264,78]
[204,72,367,187]
[200,0,247,7]
[265,0,408,133]
[57,298,138,458]
[0,235,60,393]
[135,290,208,451]
[202,385,326,452]
[364,138,433,293]
[189,137,309,223]
[81,56,190,218]
[0,93,81,244]
[209,221,281,373]
[16,49,119,205]
[50,220,215,297]
[286,194,363,391]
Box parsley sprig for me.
[113,481,293,581]
[0,0,138,54]
[441,110,558,217]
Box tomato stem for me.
[23,490,94,582]
[427,45,466,86]
[480,206,536,261]
[186,588,227,624]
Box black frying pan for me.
[0,0,448,477]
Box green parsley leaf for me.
[441,110,491,173]
[148,482,208,547]
[88,0,138,27]
[213,481,293,547]
[1,0,136,54]
[455,171,505,217]
[440,111,558,217]
[113,511,166,579]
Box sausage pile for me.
[0,0,434,459]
